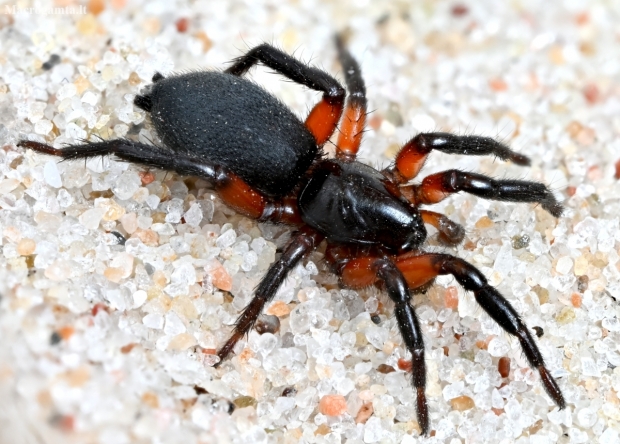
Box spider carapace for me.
[19,36,565,435]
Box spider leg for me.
[215,227,324,366]
[334,34,367,161]
[374,258,429,435]
[224,44,345,146]
[419,209,465,246]
[329,248,566,433]
[18,140,303,225]
[326,248,429,434]
[394,253,566,410]
[401,169,562,217]
[383,132,531,184]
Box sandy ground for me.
[1,1,620,443]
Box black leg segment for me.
[412,169,563,217]
[433,254,566,410]
[18,140,219,180]
[215,227,324,366]
[374,258,429,435]
[225,43,345,103]
[334,35,366,107]
[411,132,531,166]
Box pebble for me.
[234,396,257,408]
[355,402,373,424]
[120,212,138,234]
[266,301,291,317]
[555,256,573,275]
[168,333,197,350]
[171,296,198,319]
[79,208,106,230]
[376,364,395,374]
[17,238,36,256]
[104,267,125,283]
[207,261,232,291]
[498,357,511,378]
[450,395,475,411]
[107,253,134,279]
[133,229,159,246]
[475,216,494,229]
[45,260,73,281]
[143,313,164,330]
[0,178,19,194]
[318,394,347,416]
[164,312,186,335]
[43,161,62,189]
[444,286,458,309]
[184,203,203,227]
[133,290,147,308]
[556,307,576,324]
[216,229,236,248]
[112,171,141,200]
[254,315,280,334]
[96,198,126,221]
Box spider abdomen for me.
[141,71,318,198]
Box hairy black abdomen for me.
[147,72,318,197]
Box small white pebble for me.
[79,208,105,230]
[555,256,573,275]
[43,160,62,188]
[133,290,147,308]
[487,337,510,357]
[112,171,141,200]
[34,119,53,135]
[81,90,99,105]
[599,427,618,444]
[184,203,203,227]
[164,312,186,335]
[143,313,164,329]
[216,229,236,248]
[57,83,77,100]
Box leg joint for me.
[411,133,434,154]
[325,85,346,103]
[439,256,487,291]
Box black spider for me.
[19,36,565,435]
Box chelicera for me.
[19,36,566,434]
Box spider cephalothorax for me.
[19,36,565,435]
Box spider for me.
[19,36,566,435]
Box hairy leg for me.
[383,132,530,184]
[334,35,367,161]
[328,247,566,433]
[215,227,324,365]
[401,169,562,217]
[224,43,345,145]
[18,140,303,225]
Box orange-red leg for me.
[18,140,304,225]
[334,35,367,160]
[401,169,562,217]
[214,172,303,225]
[419,209,465,245]
[305,97,345,146]
[329,250,429,434]
[383,133,531,185]
[223,43,345,146]
[334,250,566,434]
